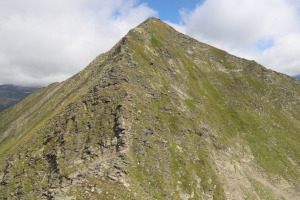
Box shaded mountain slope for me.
[0,18,299,199]
[0,85,39,112]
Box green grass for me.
[248,177,283,200]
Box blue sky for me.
[141,0,204,23]
[0,0,300,86]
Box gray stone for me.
[96,189,102,195]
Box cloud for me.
[0,0,157,86]
[165,21,186,34]
[179,0,300,76]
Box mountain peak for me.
[135,17,166,29]
[0,17,299,200]
[140,16,162,24]
[135,17,183,37]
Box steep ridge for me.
[0,18,299,199]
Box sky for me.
[0,0,300,86]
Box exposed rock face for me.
[0,18,299,199]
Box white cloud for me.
[165,21,186,34]
[260,32,300,75]
[0,0,157,86]
[180,0,300,76]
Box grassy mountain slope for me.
[0,85,39,112]
[0,18,299,199]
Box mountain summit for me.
[0,17,299,199]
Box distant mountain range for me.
[0,84,39,112]
[293,74,300,80]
